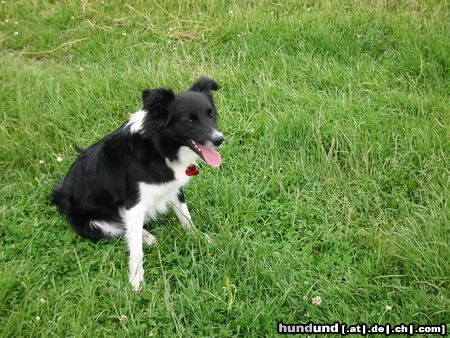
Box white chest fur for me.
[137,146,198,219]
[138,181,181,220]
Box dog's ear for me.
[141,88,175,134]
[189,77,219,93]
[141,88,175,111]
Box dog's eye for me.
[207,109,214,118]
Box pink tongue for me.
[198,144,222,167]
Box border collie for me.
[52,77,223,291]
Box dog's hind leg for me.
[142,229,157,246]
[172,189,194,231]
[90,220,124,238]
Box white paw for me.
[142,230,157,246]
[204,233,213,244]
[129,267,144,292]
[181,220,194,231]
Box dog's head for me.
[141,77,223,166]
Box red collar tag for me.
[185,165,200,176]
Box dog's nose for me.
[212,135,224,147]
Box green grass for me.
[1,0,449,336]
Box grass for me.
[0,0,449,336]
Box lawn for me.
[0,0,449,336]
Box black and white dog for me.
[53,77,223,291]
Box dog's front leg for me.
[123,205,145,291]
[172,190,212,244]
[173,189,194,231]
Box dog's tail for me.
[52,184,71,215]
[73,144,85,153]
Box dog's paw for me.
[129,259,144,292]
[129,268,144,292]
[142,230,157,247]
[203,233,213,244]
[189,230,213,244]
[180,219,194,231]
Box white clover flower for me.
[311,295,322,306]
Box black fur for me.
[53,77,222,240]
[177,189,185,203]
